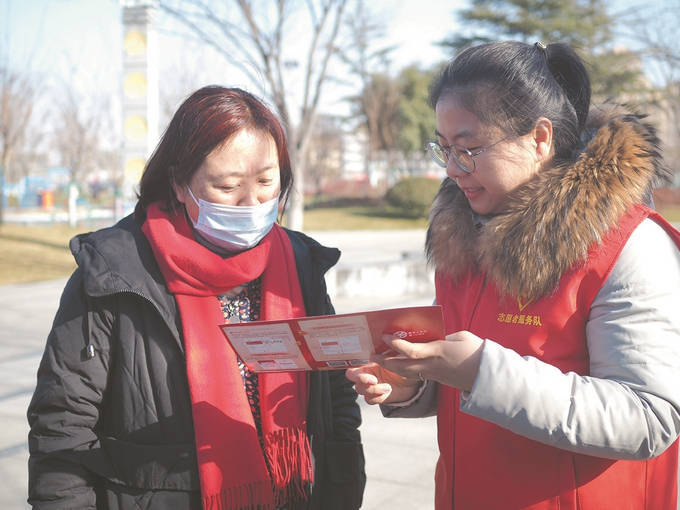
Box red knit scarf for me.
[142,203,312,510]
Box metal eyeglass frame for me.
[426,136,508,174]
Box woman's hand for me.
[374,330,484,392]
[345,361,422,405]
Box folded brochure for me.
[220,305,444,372]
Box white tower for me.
[120,0,159,216]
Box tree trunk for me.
[286,144,305,231]
[0,151,9,225]
[0,170,4,225]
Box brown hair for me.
[135,85,292,216]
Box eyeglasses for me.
[426,136,508,174]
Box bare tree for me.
[159,52,214,130]
[0,63,37,224]
[160,0,351,230]
[11,130,48,186]
[337,0,393,186]
[52,87,108,185]
[51,83,113,227]
[615,2,680,182]
[306,113,343,197]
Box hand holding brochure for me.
[220,305,445,372]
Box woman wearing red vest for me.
[347,41,680,509]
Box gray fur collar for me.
[425,106,671,300]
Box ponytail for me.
[544,42,591,133]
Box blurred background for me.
[1,0,680,287]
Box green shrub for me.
[385,176,441,218]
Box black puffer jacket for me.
[27,213,365,509]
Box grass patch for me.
[302,205,428,230]
[657,205,680,223]
[0,224,88,285]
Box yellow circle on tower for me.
[124,72,147,99]
[124,115,148,141]
[124,29,147,56]
[124,157,146,183]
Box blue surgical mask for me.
[185,186,279,252]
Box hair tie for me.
[535,41,547,52]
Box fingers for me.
[361,383,394,405]
[388,338,426,358]
[369,352,421,382]
[347,370,378,386]
[375,336,442,381]
[346,363,380,384]
[383,335,438,360]
[380,357,425,381]
[364,391,394,405]
[345,366,393,405]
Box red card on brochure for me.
[219,305,444,372]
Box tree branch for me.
[302,0,347,130]
[160,1,261,86]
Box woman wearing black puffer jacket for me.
[27,86,365,510]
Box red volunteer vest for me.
[435,204,680,510]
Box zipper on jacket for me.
[81,288,162,361]
[91,287,185,355]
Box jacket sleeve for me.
[380,380,438,418]
[460,219,680,460]
[326,368,363,442]
[27,270,112,508]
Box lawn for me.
[302,205,428,230]
[0,206,428,285]
[0,223,83,285]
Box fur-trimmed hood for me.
[425,105,672,301]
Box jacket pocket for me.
[322,440,366,509]
[96,479,202,510]
[84,437,199,491]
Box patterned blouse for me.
[217,278,289,510]
[217,278,265,441]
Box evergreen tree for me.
[440,0,645,99]
[396,66,437,156]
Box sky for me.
[2,0,460,122]
[3,0,667,150]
